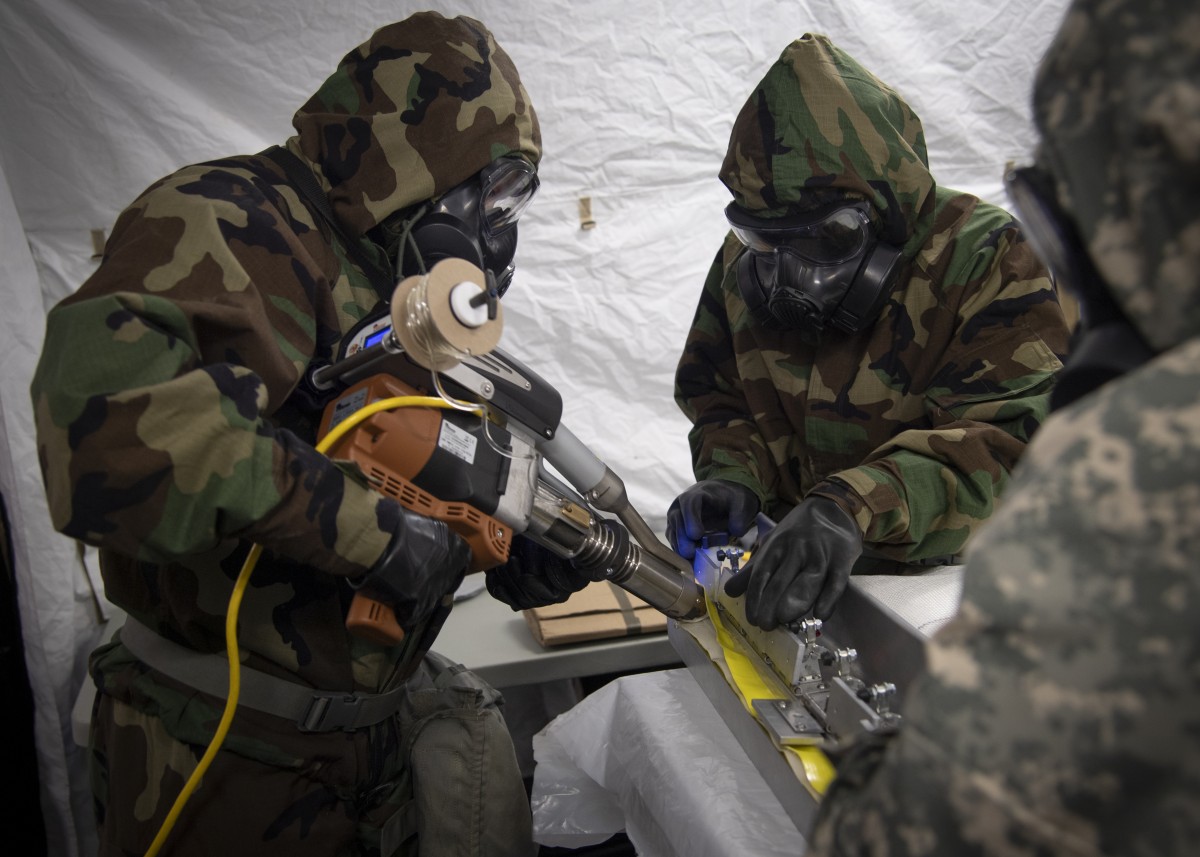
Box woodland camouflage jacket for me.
[675,34,1071,563]
[809,0,1200,853]
[29,13,541,694]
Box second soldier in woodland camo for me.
[667,34,1071,631]
[30,12,563,857]
[808,0,1200,853]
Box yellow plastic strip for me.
[704,597,836,794]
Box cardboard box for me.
[523,581,667,646]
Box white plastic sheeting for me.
[533,668,803,856]
[0,1,1070,852]
[532,569,969,853]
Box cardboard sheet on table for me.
[524,581,666,646]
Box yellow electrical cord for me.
[144,395,480,857]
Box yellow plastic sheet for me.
[704,597,836,795]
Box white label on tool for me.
[438,419,478,464]
[327,388,368,431]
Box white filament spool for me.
[390,258,504,371]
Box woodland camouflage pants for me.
[89,647,535,857]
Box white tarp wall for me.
[0,1,1070,852]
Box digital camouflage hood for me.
[1033,0,1200,355]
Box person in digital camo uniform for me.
[29,13,567,857]
[668,35,1072,631]
[807,0,1200,853]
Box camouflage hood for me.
[290,12,541,236]
[720,34,934,254]
[1032,0,1200,354]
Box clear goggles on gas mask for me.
[478,156,540,236]
[725,200,873,264]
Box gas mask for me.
[377,155,539,298]
[1004,164,1156,410]
[727,199,903,341]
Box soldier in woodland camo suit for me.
[29,13,563,857]
[807,0,1200,853]
[668,35,1071,631]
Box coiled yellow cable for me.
[144,395,479,857]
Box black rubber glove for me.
[349,508,471,632]
[724,495,862,630]
[485,535,591,610]
[666,479,760,560]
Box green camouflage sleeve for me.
[30,164,393,578]
[675,243,781,505]
[813,225,1065,562]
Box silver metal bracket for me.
[709,553,903,749]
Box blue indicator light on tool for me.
[364,327,391,349]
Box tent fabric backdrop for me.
[0,1,1070,852]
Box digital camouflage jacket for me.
[30,13,541,696]
[675,34,1070,564]
[809,0,1200,853]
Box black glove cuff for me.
[350,512,469,629]
[806,481,867,536]
[485,536,591,610]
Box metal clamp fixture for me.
[708,552,903,749]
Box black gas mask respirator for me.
[727,199,903,341]
[1004,164,1157,410]
[379,155,539,298]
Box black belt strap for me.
[259,145,396,302]
[120,617,408,733]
